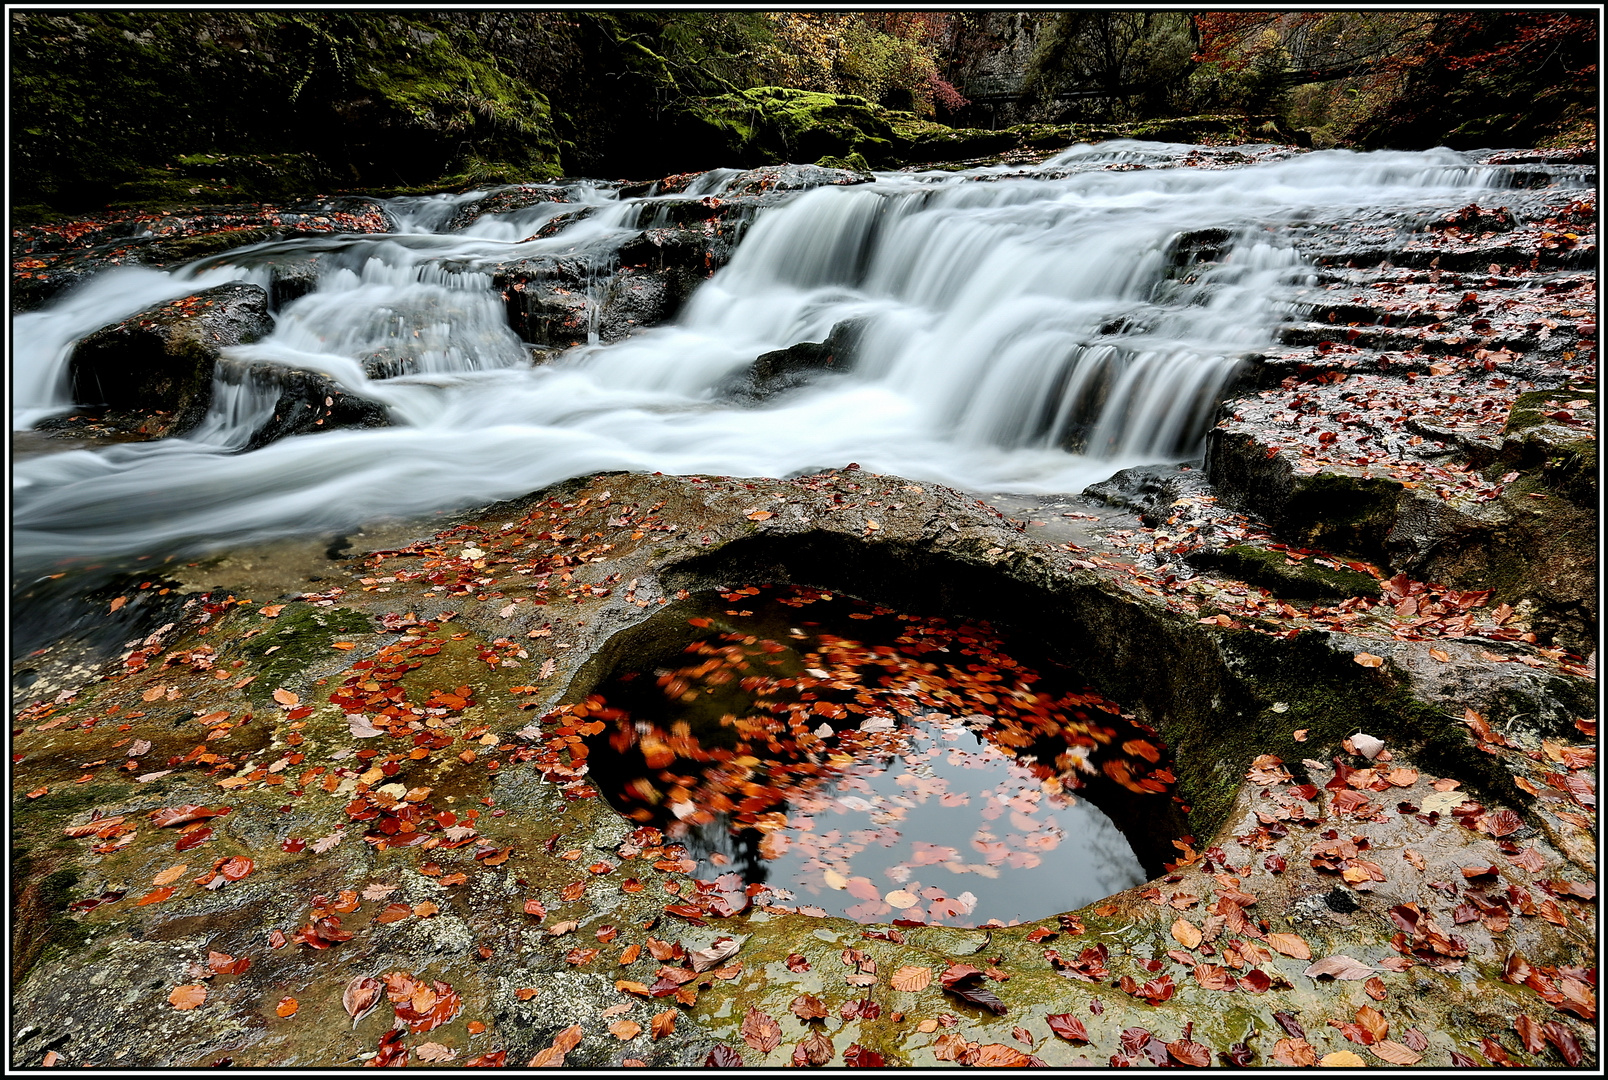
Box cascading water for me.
[12,143,1570,572]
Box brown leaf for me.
[890,964,933,993]
[1170,917,1202,950]
[1167,1038,1211,1067]
[972,1043,1031,1067]
[650,1009,676,1041]
[1370,1040,1422,1065]
[609,1019,642,1041]
[1355,1005,1389,1044]
[1321,1049,1367,1067]
[792,1029,834,1067]
[741,1006,782,1053]
[1354,653,1384,668]
[169,984,208,1010]
[1513,1014,1546,1053]
[272,688,300,706]
[1271,1038,1317,1067]
[414,1042,455,1063]
[343,976,382,1022]
[1364,977,1387,1001]
[1304,955,1376,980]
[1046,1013,1090,1044]
[791,993,829,1021]
[1266,932,1311,960]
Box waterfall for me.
[13,144,1576,570]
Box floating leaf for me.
[1370,1041,1421,1065]
[343,976,382,1023]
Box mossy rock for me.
[1188,544,1382,600]
[680,87,900,168]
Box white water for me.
[11,144,1544,569]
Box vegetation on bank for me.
[10,10,1598,216]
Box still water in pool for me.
[575,584,1184,927]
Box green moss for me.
[225,602,374,697]
[1197,544,1382,600]
[1505,388,1596,435]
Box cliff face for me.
[942,13,1056,130]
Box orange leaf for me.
[135,887,175,906]
[169,984,208,1010]
[609,1020,642,1041]
[650,1009,676,1041]
[276,997,299,1017]
[1170,918,1202,950]
[272,688,300,706]
[890,965,932,992]
[1354,653,1384,668]
[1266,932,1311,960]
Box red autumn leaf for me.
[175,828,214,852]
[1167,1037,1211,1067]
[151,804,234,828]
[369,1028,408,1068]
[742,1006,782,1053]
[843,1043,885,1067]
[705,1045,744,1067]
[1046,1014,1090,1044]
[785,953,811,972]
[219,856,254,881]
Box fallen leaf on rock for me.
[793,1029,834,1067]
[528,1024,583,1067]
[276,998,299,1017]
[843,1043,885,1067]
[169,984,207,1010]
[1305,955,1376,980]
[1320,1050,1367,1067]
[706,1045,745,1067]
[791,994,828,1021]
[742,1006,782,1053]
[650,1009,676,1040]
[1047,1013,1090,1044]
[1266,932,1311,960]
[891,965,932,992]
[1272,1038,1317,1066]
[609,1020,642,1041]
[1353,653,1383,668]
[1171,918,1202,950]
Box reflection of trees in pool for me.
[575,585,1187,895]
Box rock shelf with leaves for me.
[10,462,1595,1068]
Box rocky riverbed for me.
[10,143,1597,1069]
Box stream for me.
[11,142,1576,575]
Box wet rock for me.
[11,199,396,313]
[236,365,391,451]
[1187,543,1382,600]
[446,184,571,231]
[68,282,274,437]
[721,163,873,196]
[734,319,867,400]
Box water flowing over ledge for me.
[11,144,1557,571]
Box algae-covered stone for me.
[1188,543,1382,600]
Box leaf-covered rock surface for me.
[11,458,1595,1068]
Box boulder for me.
[68,283,274,436]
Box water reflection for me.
[576,584,1185,926]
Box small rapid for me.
[11,143,1562,571]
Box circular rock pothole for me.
[573,584,1189,927]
